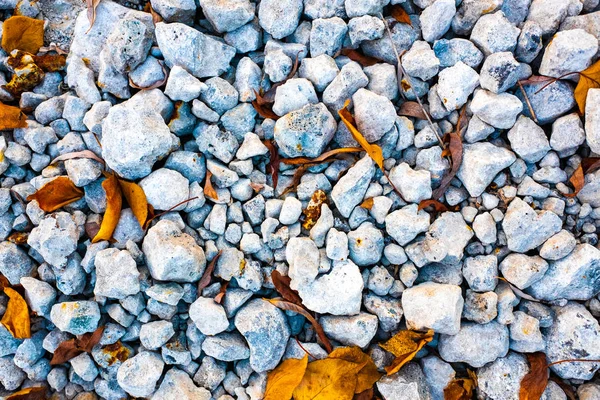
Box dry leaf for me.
[340,49,380,67]
[143,2,164,24]
[38,43,68,55]
[582,157,600,174]
[293,358,367,400]
[271,270,304,305]
[198,251,222,292]
[379,329,434,375]
[26,176,84,212]
[398,101,428,120]
[1,16,45,54]
[204,170,218,201]
[281,147,363,166]
[302,189,328,230]
[329,347,382,394]
[51,326,105,365]
[432,107,466,200]
[360,198,374,210]
[0,102,28,130]
[214,282,228,304]
[564,165,584,198]
[252,93,280,120]
[418,199,450,212]
[6,386,46,400]
[7,232,28,245]
[265,354,308,400]
[519,75,554,86]
[575,59,600,114]
[519,352,549,400]
[1,287,31,339]
[390,5,412,25]
[282,165,308,195]
[264,140,280,189]
[118,179,148,227]
[51,150,104,166]
[444,376,475,400]
[33,53,67,72]
[338,100,384,170]
[92,174,122,243]
[86,0,102,33]
[268,298,333,353]
[4,52,45,95]
[0,274,9,291]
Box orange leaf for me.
[1,16,44,53]
[281,147,363,166]
[6,386,46,400]
[564,165,584,198]
[575,60,600,114]
[390,5,412,25]
[26,176,84,212]
[85,0,102,33]
[204,170,218,200]
[144,2,164,24]
[293,357,367,400]
[92,173,123,243]
[7,232,29,245]
[50,326,105,365]
[1,287,31,339]
[252,96,280,120]
[118,179,149,227]
[264,354,308,400]
[519,352,549,400]
[33,53,67,72]
[340,49,381,67]
[360,198,374,210]
[418,199,450,212]
[338,100,384,170]
[0,102,28,130]
[379,329,434,375]
[329,347,382,393]
[444,375,476,400]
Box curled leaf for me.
[264,140,280,189]
[204,170,218,201]
[398,101,428,120]
[264,354,308,400]
[583,157,600,174]
[302,189,328,230]
[214,282,229,304]
[6,386,46,400]
[293,357,367,400]
[86,0,102,34]
[92,174,123,243]
[281,147,363,166]
[432,106,466,200]
[281,165,308,195]
[379,329,434,375]
[519,352,548,400]
[33,53,67,72]
[198,251,222,292]
[444,375,476,400]
[50,326,105,365]
[51,150,105,166]
[340,48,381,67]
[338,100,384,170]
[390,5,412,25]
[118,179,149,227]
[1,287,31,339]
[252,92,280,120]
[418,199,450,212]
[329,347,382,394]
[575,60,600,114]
[564,165,584,198]
[1,16,45,54]
[26,176,84,212]
[0,102,28,130]
[271,270,303,305]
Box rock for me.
[202,332,250,361]
[500,253,548,290]
[140,321,174,350]
[389,163,432,203]
[428,212,474,265]
[200,0,255,33]
[463,255,497,292]
[117,351,164,397]
[516,80,576,125]
[50,301,101,335]
[457,142,516,197]
[420,0,456,42]
[503,197,562,253]
[539,29,598,78]
[438,321,509,368]
[509,311,545,353]
[348,15,384,46]
[189,297,229,335]
[258,0,303,39]
[402,41,440,81]
[94,248,140,299]
[150,0,196,24]
[139,168,190,211]
[433,38,484,69]
[272,78,318,117]
[286,237,320,290]
[385,204,430,246]
[153,368,211,400]
[20,277,56,318]
[477,352,529,400]
[545,302,600,379]
[27,212,79,268]
[470,89,523,129]
[320,313,378,347]
[363,293,403,332]
[586,88,600,154]
[470,11,520,55]
[347,223,384,266]
[462,290,498,324]
[331,155,376,218]
[0,242,34,285]
[299,54,339,92]
[421,356,455,400]
[155,22,235,78]
[507,116,551,163]
[164,66,206,102]
[310,17,347,57]
[376,363,433,400]
[322,61,369,112]
[479,52,521,93]
[539,230,576,260]
[402,282,463,335]
[353,88,397,142]
[142,220,206,282]
[436,62,480,111]
[550,113,585,157]
[234,299,290,372]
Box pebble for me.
[503,197,562,253]
[402,282,464,335]
[320,313,378,347]
[438,321,509,367]
[116,351,164,397]
[50,301,101,335]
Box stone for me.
[200,0,255,33]
[385,204,430,246]
[258,0,303,39]
[463,255,497,292]
[352,88,397,142]
[420,0,456,42]
[433,38,484,69]
[117,351,164,397]
[586,89,600,154]
[500,253,548,290]
[550,113,585,157]
[389,163,432,203]
[347,222,384,266]
[436,62,480,111]
[539,29,598,78]
[322,61,369,112]
[50,301,101,335]
[428,212,474,265]
[363,293,403,332]
[153,368,211,400]
[470,11,520,55]
[140,321,175,350]
[94,248,140,299]
[310,17,347,57]
[457,143,516,197]
[164,66,206,102]
[286,237,320,290]
[516,80,576,125]
[509,311,545,353]
[507,116,551,163]
[470,89,523,129]
[402,282,463,335]
[298,55,339,92]
[272,78,318,117]
[0,242,34,285]
[402,41,440,82]
[539,230,576,260]
[477,352,529,399]
[189,297,229,335]
[20,277,56,318]
[331,155,376,218]
[376,363,433,400]
[479,52,521,93]
[27,212,79,268]
[139,168,190,211]
[348,15,384,45]
[320,313,378,347]
[462,290,498,324]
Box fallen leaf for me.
[519,75,555,85]
[214,282,228,304]
[271,270,303,305]
[33,53,67,72]
[282,165,309,196]
[198,251,222,292]
[432,106,466,200]
[129,60,167,89]
[418,199,450,212]
[26,176,84,212]
[118,179,149,227]
[6,386,46,400]
[264,140,280,189]
[92,174,122,243]
[86,0,102,34]
[204,170,218,201]
[398,101,428,120]
[575,59,600,114]
[250,182,265,192]
[519,352,549,400]
[0,102,28,130]
[0,274,9,291]
[582,157,600,174]
[4,51,45,95]
[302,189,328,230]
[281,147,363,166]
[268,298,333,353]
[7,232,28,245]
[329,347,382,393]
[1,16,45,54]
[143,2,164,24]
[444,376,475,400]
[564,165,584,198]
[1,287,31,339]
[51,326,105,365]
[360,198,374,210]
[252,94,280,120]
[340,49,380,67]
[390,5,412,25]
[293,358,367,400]
[338,100,384,170]
[51,150,105,166]
[265,354,308,400]
[379,329,434,375]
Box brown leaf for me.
[582,157,600,174]
[51,326,105,365]
[143,2,164,24]
[281,147,363,166]
[379,329,434,375]
[360,198,374,210]
[398,101,428,120]
[271,270,303,305]
[432,106,467,200]
[340,49,381,67]
[51,150,105,166]
[92,173,122,243]
[26,176,84,212]
[118,179,149,227]
[519,75,555,85]
[519,352,549,400]
[1,16,45,54]
[6,386,46,400]
[129,61,167,89]
[33,53,67,72]
[268,298,333,353]
[1,287,31,339]
[302,189,328,230]
[85,221,101,239]
[293,357,367,400]
[38,43,68,55]
[444,376,476,400]
[564,165,584,198]
[264,354,308,400]
[264,140,280,189]
[575,60,600,114]
[7,232,29,245]
[85,0,102,34]
[0,102,28,130]
[214,282,229,304]
[198,251,222,292]
[281,165,308,195]
[0,274,9,291]
[338,100,384,170]
[390,5,412,25]
[329,347,383,393]
[418,199,450,212]
[252,95,280,120]
[204,170,219,201]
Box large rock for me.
[402,282,463,335]
[234,299,290,372]
[27,212,79,268]
[153,368,211,400]
[258,0,303,39]
[117,351,164,397]
[502,198,562,253]
[376,363,433,400]
[200,0,255,33]
[331,155,376,218]
[457,143,516,197]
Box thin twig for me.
[547,359,600,368]
[517,80,538,123]
[144,196,199,226]
[295,337,317,360]
[380,14,445,149]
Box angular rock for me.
[402,282,464,335]
[117,351,164,397]
[457,142,516,197]
[331,155,376,218]
[320,313,378,348]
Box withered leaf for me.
[33,53,67,72]
[281,165,308,196]
[338,100,384,170]
[264,354,308,400]
[264,140,280,189]
[118,179,149,227]
[1,287,31,339]
[418,199,450,212]
[340,48,380,67]
[6,386,46,400]
[583,157,600,174]
[214,281,228,304]
[143,2,164,24]
[390,5,412,25]
[252,93,280,120]
[519,75,555,86]
[51,150,105,166]
[92,173,123,243]
[281,147,363,166]
[519,352,549,400]
[0,102,28,130]
[204,170,219,201]
[7,232,28,245]
[0,274,9,291]
[271,270,303,305]
[444,375,476,400]
[26,176,84,212]
[329,347,382,394]
[354,388,375,400]
[198,251,222,292]
[4,57,45,95]
[432,107,466,200]
[293,357,367,400]
[564,165,584,198]
[302,189,328,230]
[1,16,45,54]
[398,101,428,120]
[360,198,374,210]
[575,60,600,114]
[379,329,434,375]
[86,0,102,33]
[38,43,68,55]
[268,298,333,353]
[51,326,105,365]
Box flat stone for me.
[319,313,378,347]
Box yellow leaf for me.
[1,287,31,339]
[328,347,383,393]
[6,385,46,400]
[0,102,28,130]
[1,16,45,54]
[292,358,366,400]
[118,179,149,227]
[379,329,434,375]
[204,170,218,200]
[92,173,123,243]
[444,377,476,400]
[26,176,84,212]
[360,198,374,210]
[265,354,308,400]
[575,60,600,114]
[338,100,384,170]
